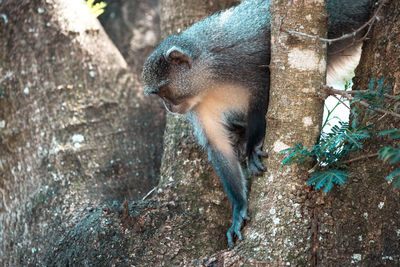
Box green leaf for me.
[379,129,400,140]
[378,147,400,188]
[281,150,296,167]
[355,78,392,109]
[386,169,400,188]
[280,143,313,167]
[86,0,107,18]
[86,0,94,6]
[307,169,349,194]
[379,146,400,164]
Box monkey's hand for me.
[247,145,267,175]
[227,204,249,248]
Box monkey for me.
[142,0,371,248]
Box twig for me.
[341,153,378,164]
[376,113,388,122]
[277,0,294,39]
[142,187,157,201]
[323,86,400,119]
[343,89,399,100]
[285,0,388,44]
[279,0,294,30]
[332,94,350,110]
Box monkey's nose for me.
[144,87,158,95]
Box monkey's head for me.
[142,34,211,114]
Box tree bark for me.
[0,0,163,264]
[195,1,328,265]
[316,1,400,265]
[40,0,241,266]
[241,0,327,265]
[3,0,398,265]
[99,0,162,74]
[98,0,167,154]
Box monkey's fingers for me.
[227,217,244,248]
[227,229,235,248]
[227,206,249,248]
[247,151,266,175]
[256,148,268,158]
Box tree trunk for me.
[29,0,241,266]
[98,0,167,153]
[196,1,328,265]
[0,0,163,264]
[3,0,398,265]
[316,1,400,265]
[241,0,327,264]
[99,0,162,74]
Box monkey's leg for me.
[207,147,249,248]
[246,98,268,175]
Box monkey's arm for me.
[207,147,249,248]
[192,104,249,248]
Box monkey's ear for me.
[165,46,192,68]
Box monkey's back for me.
[181,0,271,90]
[182,0,270,50]
[182,0,370,87]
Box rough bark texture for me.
[160,0,240,38]
[0,0,243,265]
[3,0,397,265]
[0,0,164,264]
[316,1,400,265]
[241,0,327,265]
[99,0,161,74]
[196,1,328,265]
[245,0,327,265]
[98,0,167,157]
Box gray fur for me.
[187,111,208,149]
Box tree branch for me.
[332,94,350,109]
[285,0,388,44]
[323,86,400,119]
[341,153,378,165]
[342,89,399,100]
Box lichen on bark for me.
[244,0,327,264]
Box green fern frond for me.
[307,169,349,194]
[281,77,397,192]
[355,78,391,109]
[280,143,313,167]
[379,146,400,164]
[379,129,400,140]
[386,169,400,188]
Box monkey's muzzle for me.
[161,99,190,114]
[144,87,158,96]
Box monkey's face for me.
[143,39,207,114]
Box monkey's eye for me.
[159,86,168,98]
